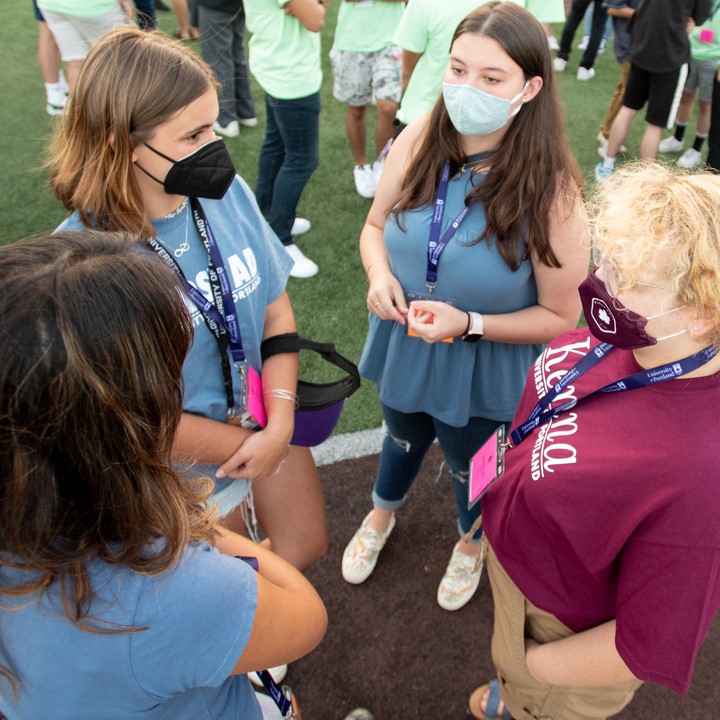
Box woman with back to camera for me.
[48,26,327,583]
[341,1,589,611]
[469,163,720,719]
[0,231,326,719]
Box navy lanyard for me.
[507,342,719,448]
[189,198,245,364]
[426,160,470,291]
[146,199,246,412]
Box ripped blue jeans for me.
[372,403,509,541]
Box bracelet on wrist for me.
[263,389,300,408]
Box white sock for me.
[45,81,66,106]
[603,156,616,170]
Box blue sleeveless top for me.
[359,164,544,427]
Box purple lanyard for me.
[426,160,470,291]
[189,198,245,363]
[507,343,719,448]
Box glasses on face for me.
[592,247,671,299]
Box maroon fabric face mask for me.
[578,269,658,350]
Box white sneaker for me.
[678,147,702,168]
[285,243,318,278]
[577,34,589,50]
[599,38,607,54]
[237,117,258,128]
[577,67,595,81]
[547,35,559,51]
[248,664,288,687]
[46,100,65,117]
[342,511,396,584]
[353,164,376,198]
[290,217,311,236]
[659,136,684,153]
[213,120,239,138]
[437,541,483,611]
[371,158,385,187]
[553,57,567,73]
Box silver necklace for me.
[163,196,188,220]
[173,200,191,258]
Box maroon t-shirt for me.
[484,328,720,694]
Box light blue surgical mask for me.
[442,81,529,137]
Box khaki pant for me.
[486,541,643,720]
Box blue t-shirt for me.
[359,166,544,427]
[58,177,293,501]
[0,543,260,719]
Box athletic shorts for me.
[622,62,687,128]
[329,45,402,107]
[684,58,717,103]
[40,6,129,62]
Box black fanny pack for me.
[261,334,360,446]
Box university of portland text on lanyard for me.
[467,342,719,508]
[147,198,262,426]
[425,160,471,292]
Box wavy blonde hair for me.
[49,25,218,238]
[591,163,720,347]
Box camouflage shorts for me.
[329,44,403,106]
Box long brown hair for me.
[49,26,218,238]
[0,231,215,688]
[394,1,582,271]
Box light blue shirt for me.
[360,166,544,426]
[0,542,260,719]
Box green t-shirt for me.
[393,0,482,125]
[333,1,405,53]
[504,0,565,23]
[244,0,322,99]
[689,10,720,63]
[37,0,120,15]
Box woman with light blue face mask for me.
[343,1,589,615]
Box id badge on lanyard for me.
[468,425,507,508]
[227,362,267,428]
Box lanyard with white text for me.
[189,198,246,364]
[426,160,470,292]
[506,343,719,448]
